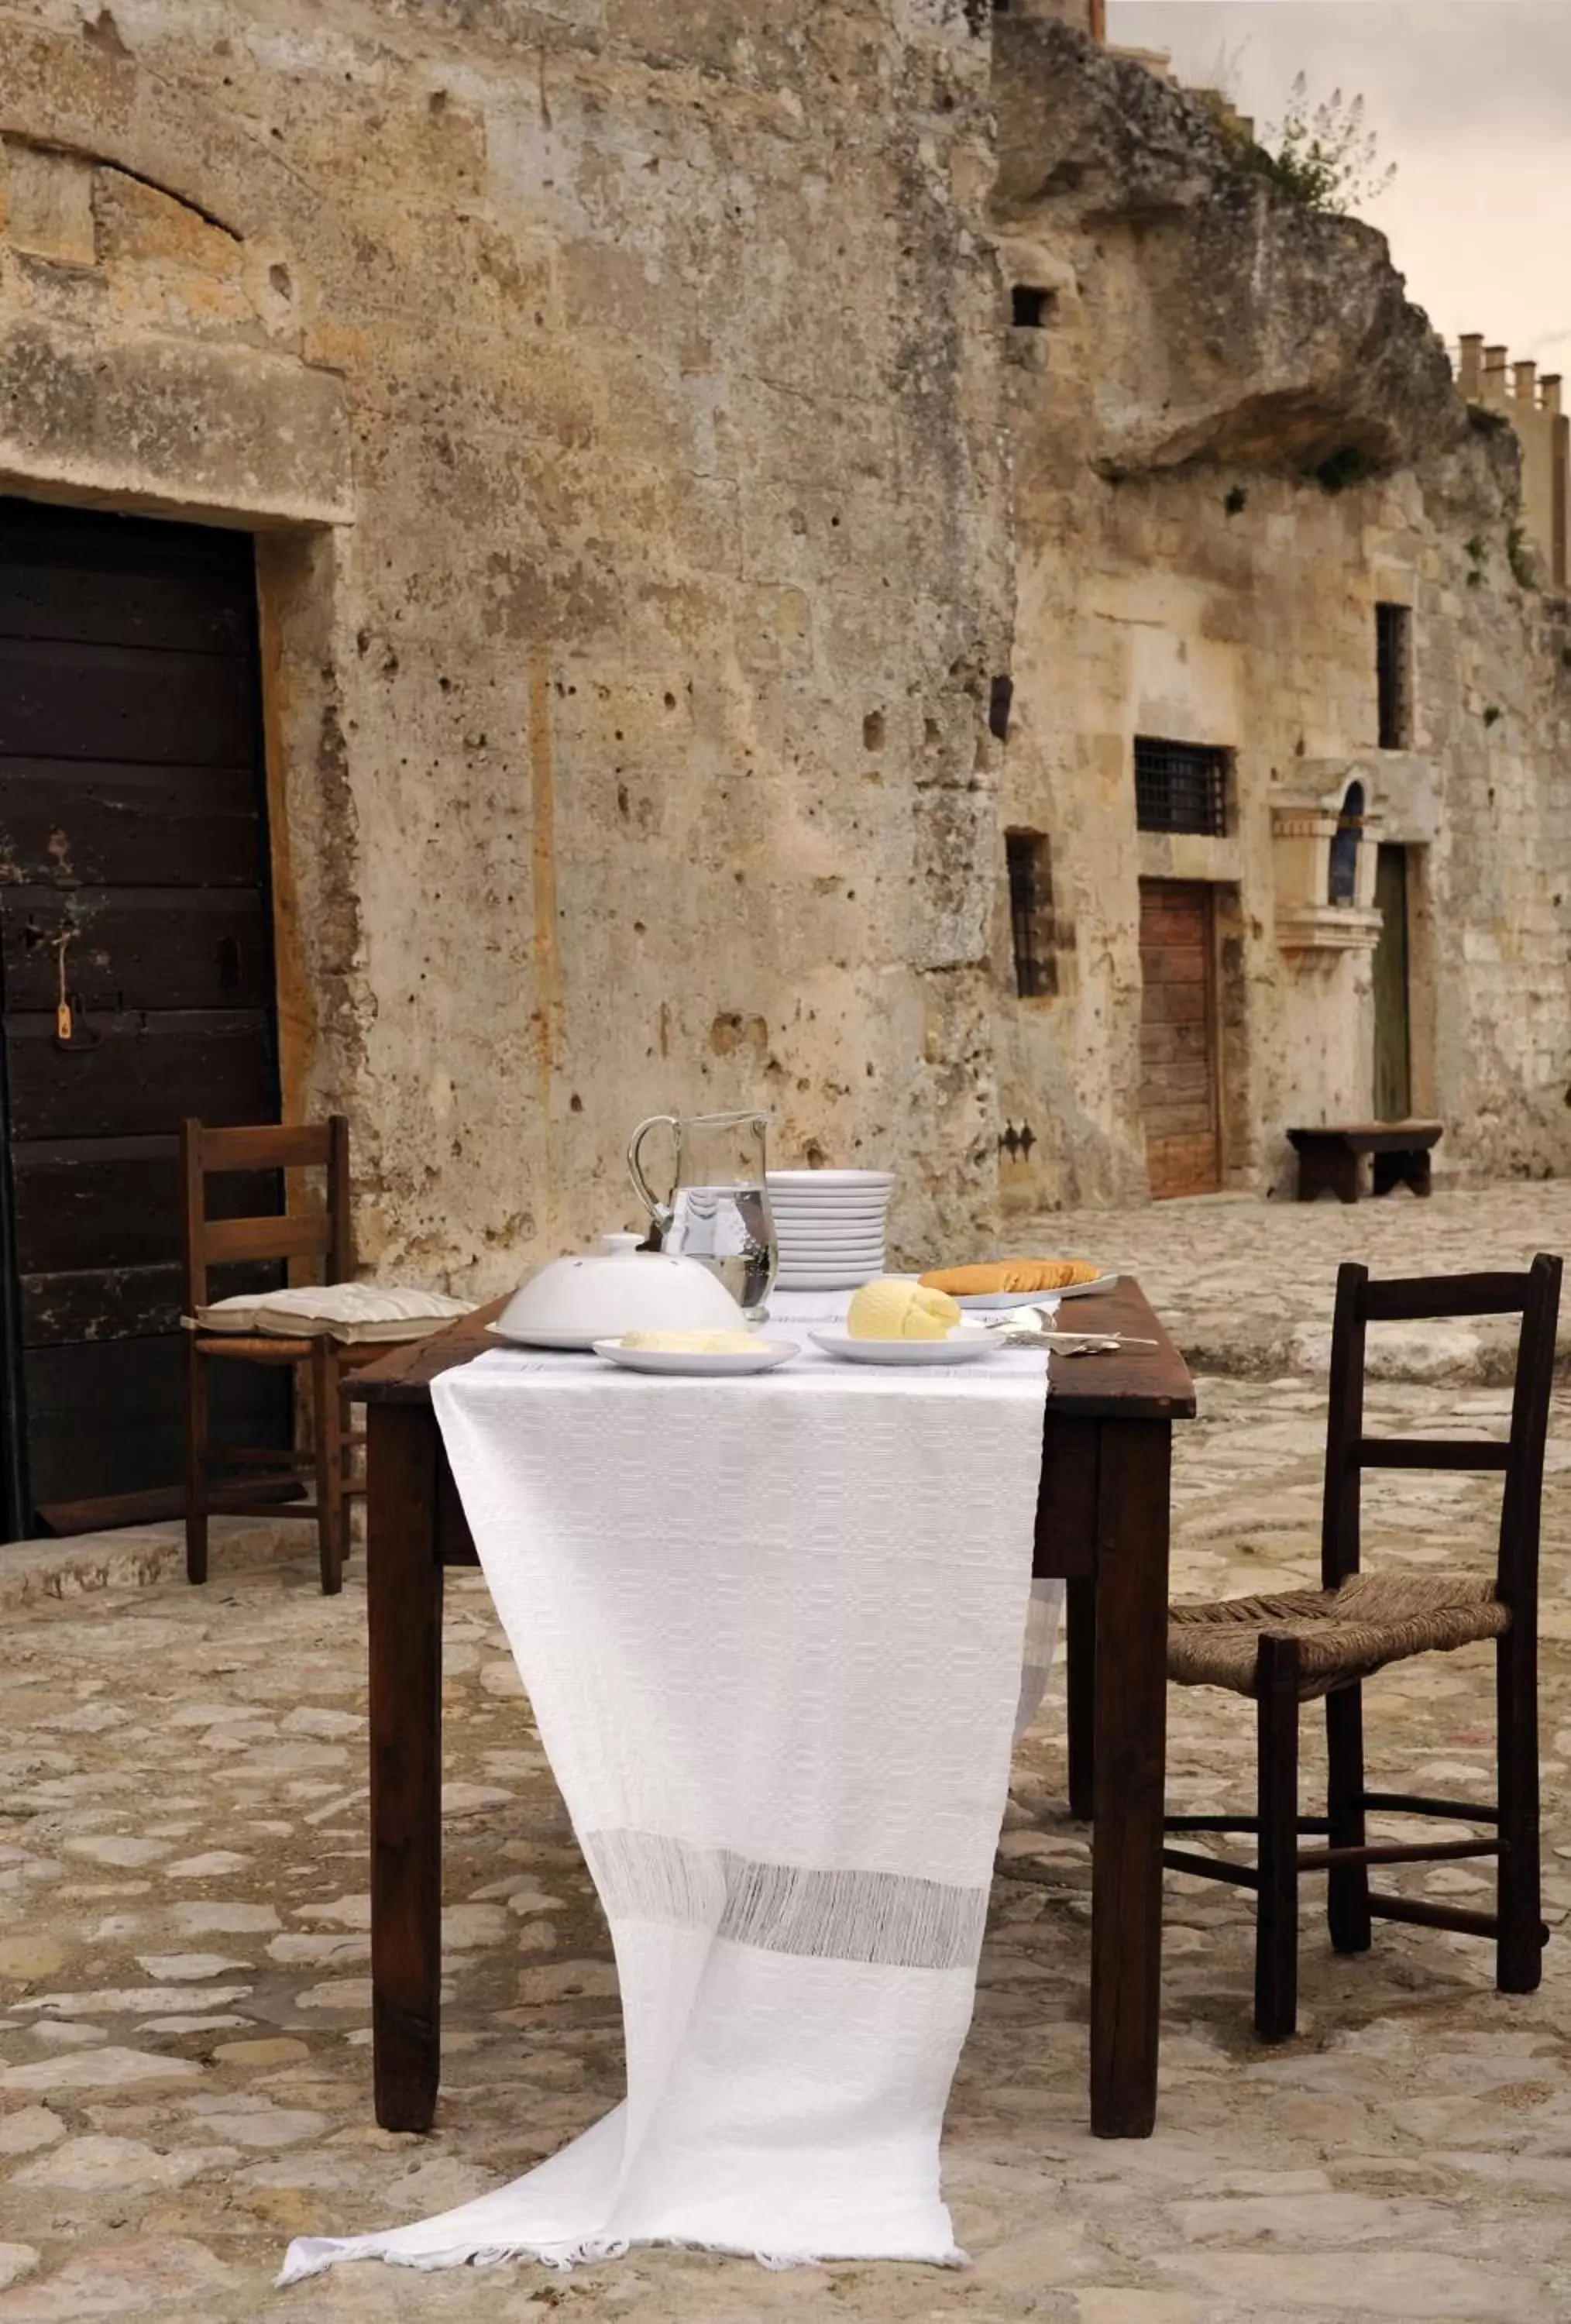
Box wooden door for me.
[0,497,287,1535]
[1139,879,1221,1198]
[1373,844,1411,1122]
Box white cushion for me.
[191,1284,473,1343]
[187,1291,267,1332]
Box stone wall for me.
[0,0,1010,1283]
[988,19,1571,1207]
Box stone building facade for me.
[0,0,1010,1313]
[988,20,1571,1211]
[0,0,1567,1364]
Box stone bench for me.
[1287,1122,1444,1205]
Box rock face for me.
[988,18,1571,1207]
[0,2,1010,1271]
[994,20,1464,480]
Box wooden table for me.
[352,1278,1196,2141]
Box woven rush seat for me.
[1168,1569,1510,1700]
[194,1333,316,1363]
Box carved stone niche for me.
[1271,765,1385,957]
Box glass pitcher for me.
[627,1109,777,1312]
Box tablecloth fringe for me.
[277,2231,970,2284]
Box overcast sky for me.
[1105,3,1571,375]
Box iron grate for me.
[1005,830,1055,999]
[1134,737,1229,837]
[1377,603,1412,749]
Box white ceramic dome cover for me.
[497,1248,745,1340]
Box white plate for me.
[775,1232,886,1246]
[770,1204,890,1222]
[775,1210,888,1226]
[773,1221,889,1237]
[776,1270,882,1291]
[776,1231,885,1245]
[770,1184,890,1198]
[779,1269,884,1282]
[486,1318,774,1353]
[774,1215,889,1226]
[775,1237,886,1255]
[768,1171,895,1190]
[593,1338,796,1376]
[770,1190,889,1205]
[939,1274,1117,1312]
[778,1255,883,1272]
[774,1239,884,1251]
[808,1329,1001,1367]
[778,1274,881,1291]
[486,1320,607,1351]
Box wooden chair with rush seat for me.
[1164,1253,1562,2041]
[181,1116,378,1596]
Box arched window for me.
[1328,781,1364,906]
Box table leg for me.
[368,1401,444,2132]
[1089,1417,1171,2137]
[1066,1578,1096,1821]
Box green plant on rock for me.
[1483,704,1503,727]
[1246,74,1397,215]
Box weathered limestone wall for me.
[989,19,1571,1206]
[0,0,1010,1282]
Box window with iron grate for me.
[1133,737,1229,836]
[1005,830,1057,999]
[1377,603,1412,748]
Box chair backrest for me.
[180,1117,352,1311]
[1321,1255,1562,1613]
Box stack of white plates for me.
[767,1169,896,1291]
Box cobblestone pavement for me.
[2,1192,1571,2319]
[1019,1181,1571,1381]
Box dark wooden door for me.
[1139,879,1221,1198]
[1373,844,1411,1122]
[0,498,287,1535]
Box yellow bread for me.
[617,1329,762,1353]
[846,1278,962,1341]
[920,1258,1101,1298]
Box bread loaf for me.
[918,1258,1101,1298]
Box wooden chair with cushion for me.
[1164,1254,1562,2041]
[181,1116,378,1597]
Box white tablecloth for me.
[281,1293,1056,2284]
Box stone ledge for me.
[0,1516,320,1614]
[0,319,352,528]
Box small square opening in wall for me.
[1011,285,1055,330]
[1006,829,1057,999]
